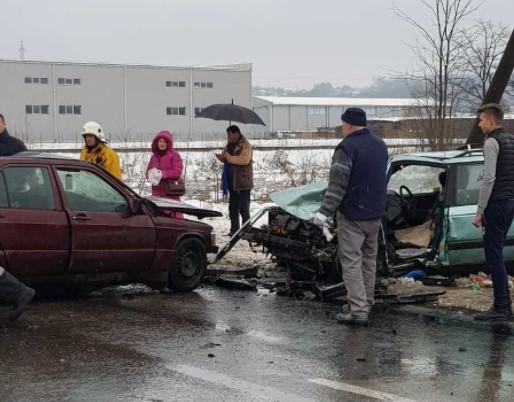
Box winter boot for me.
[474,305,511,322]
[0,270,36,321]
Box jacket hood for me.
[152,130,174,154]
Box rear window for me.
[452,163,483,206]
[2,167,55,210]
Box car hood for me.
[145,196,223,219]
[270,181,327,221]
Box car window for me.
[388,164,446,194]
[2,167,55,210]
[57,169,128,213]
[0,175,8,208]
[454,163,482,206]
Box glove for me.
[148,168,162,186]
[311,212,328,227]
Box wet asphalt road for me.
[1,286,514,402]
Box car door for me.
[54,166,156,273]
[0,165,69,275]
[445,162,514,266]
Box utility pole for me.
[19,41,26,60]
[467,29,514,145]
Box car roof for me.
[390,149,484,166]
[0,151,78,164]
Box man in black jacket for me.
[0,113,27,156]
[473,104,514,321]
[0,113,35,321]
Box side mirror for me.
[129,198,144,215]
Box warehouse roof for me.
[254,96,423,107]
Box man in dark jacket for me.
[473,104,514,321]
[0,113,27,156]
[216,125,253,236]
[0,113,35,321]
[312,108,388,325]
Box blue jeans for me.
[483,199,514,308]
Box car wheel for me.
[169,237,207,292]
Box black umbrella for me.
[195,101,265,126]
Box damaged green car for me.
[234,149,514,280]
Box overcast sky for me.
[1,0,512,88]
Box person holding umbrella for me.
[216,125,253,236]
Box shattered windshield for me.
[388,164,445,194]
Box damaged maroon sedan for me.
[0,153,221,293]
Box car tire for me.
[169,237,207,292]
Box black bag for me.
[162,178,186,196]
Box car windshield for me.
[388,164,446,194]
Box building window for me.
[59,105,82,115]
[166,80,186,88]
[25,77,49,84]
[58,78,81,86]
[166,106,187,116]
[26,105,49,115]
[194,81,214,89]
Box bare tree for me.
[457,19,510,109]
[394,0,479,150]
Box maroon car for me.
[0,153,221,292]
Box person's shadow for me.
[476,324,513,402]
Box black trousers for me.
[483,199,514,308]
[229,190,251,235]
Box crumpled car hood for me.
[270,181,327,221]
[145,196,223,219]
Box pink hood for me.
[152,130,174,155]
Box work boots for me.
[0,270,36,321]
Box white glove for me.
[148,168,162,186]
[311,212,328,227]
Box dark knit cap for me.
[341,107,367,126]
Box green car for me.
[241,149,513,279]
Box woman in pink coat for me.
[146,130,184,217]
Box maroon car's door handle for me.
[72,214,92,221]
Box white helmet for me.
[82,121,108,143]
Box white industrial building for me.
[0,59,252,143]
[253,96,425,133]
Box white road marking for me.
[170,364,314,402]
[309,378,418,402]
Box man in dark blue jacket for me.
[312,108,388,325]
[0,113,35,321]
[0,113,27,156]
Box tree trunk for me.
[467,29,514,145]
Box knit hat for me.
[341,107,367,126]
